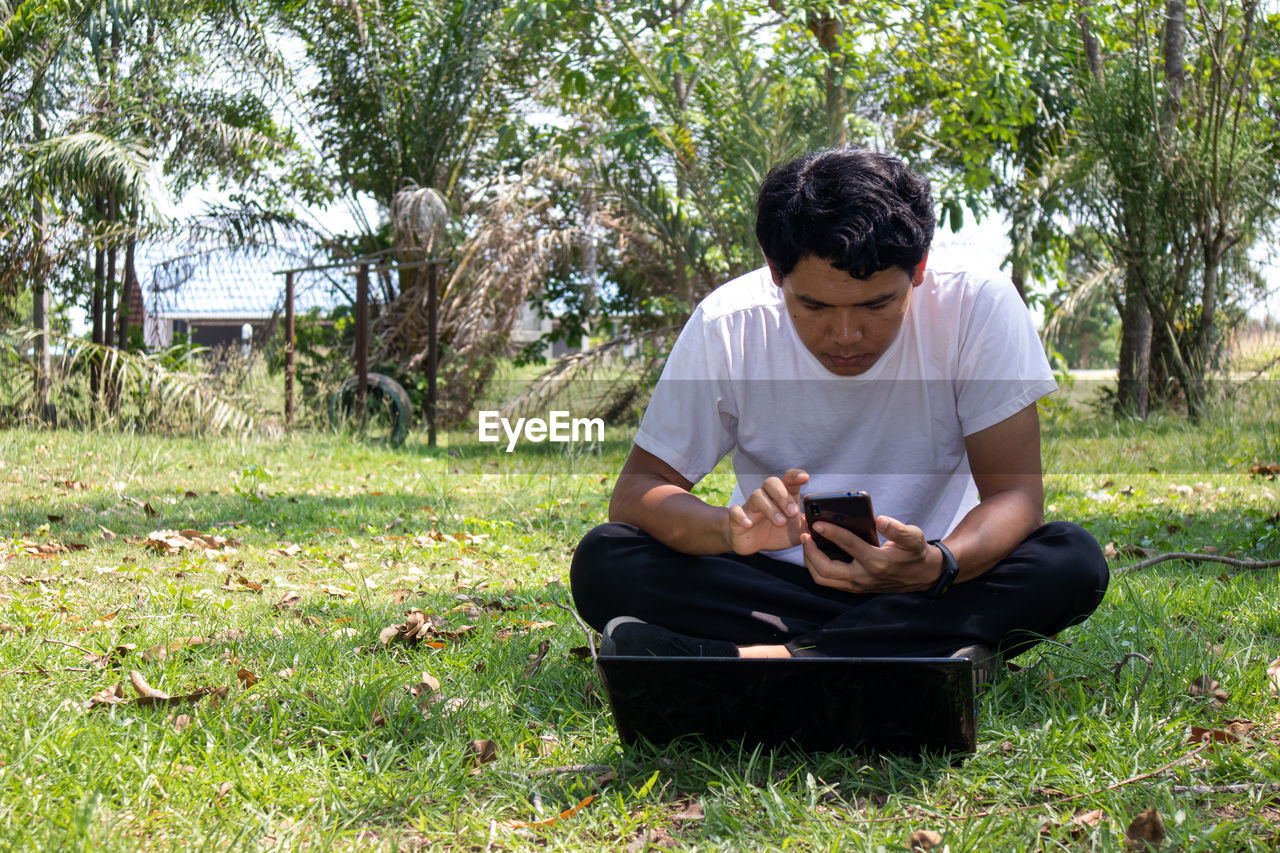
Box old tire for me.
[328,372,412,446]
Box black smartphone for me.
[802,491,878,561]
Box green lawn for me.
[1,381,1278,851]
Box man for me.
[570,148,1107,679]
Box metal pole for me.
[284,271,295,432]
[356,263,369,424]
[427,261,438,447]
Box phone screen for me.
[803,491,877,562]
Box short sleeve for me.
[632,309,738,484]
[954,277,1057,436]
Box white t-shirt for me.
[633,264,1057,565]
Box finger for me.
[744,489,789,526]
[727,504,753,530]
[875,515,926,551]
[762,477,800,518]
[801,535,856,590]
[782,468,810,490]
[810,520,877,560]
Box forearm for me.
[941,489,1044,583]
[608,474,732,555]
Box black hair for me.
[755,147,935,279]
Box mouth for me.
[824,353,869,369]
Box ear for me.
[766,260,785,288]
[910,255,928,287]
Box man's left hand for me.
[801,515,944,594]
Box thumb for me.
[876,515,924,548]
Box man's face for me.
[771,255,925,377]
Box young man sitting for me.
[570,148,1108,681]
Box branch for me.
[1114,552,1280,573]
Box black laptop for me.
[595,656,977,754]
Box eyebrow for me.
[795,291,897,309]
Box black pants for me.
[571,521,1109,658]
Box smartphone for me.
[802,491,878,561]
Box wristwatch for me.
[927,539,959,598]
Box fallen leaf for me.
[275,543,303,557]
[273,591,302,610]
[1124,808,1165,850]
[222,575,263,594]
[83,683,126,709]
[523,639,551,679]
[171,713,193,732]
[141,636,208,663]
[1189,725,1241,746]
[1267,658,1280,698]
[237,668,259,688]
[276,667,296,679]
[320,584,352,598]
[1189,675,1230,705]
[909,829,943,850]
[468,739,498,768]
[129,669,169,699]
[214,781,234,804]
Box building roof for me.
[141,245,348,321]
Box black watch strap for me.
[927,539,959,598]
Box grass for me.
[1,381,1278,851]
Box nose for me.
[831,309,862,345]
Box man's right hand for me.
[724,469,810,554]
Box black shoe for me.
[950,643,998,688]
[600,616,739,658]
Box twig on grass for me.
[553,601,597,661]
[0,666,94,676]
[1172,782,1280,795]
[1109,652,1155,702]
[1116,553,1280,573]
[531,764,615,778]
[42,638,99,657]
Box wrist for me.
[927,539,959,598]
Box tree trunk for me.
[808,14,847,146]
[1116,282,1152,417]
[1078,0,1104,80]
[91,196,106,404]
[32,106,52,422]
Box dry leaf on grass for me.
[319,584,352,599]
[908,829,943,850]
[143,529,238,556]
[523,639,551,679]
[222,575,263,594]
[141,636,208,663]
[275,544,303,557]
[377,609,474,649]
[84,671,228,710]
[237,668,259,688]
[273,591,302,610]
[468,739,498,769]
[19,540,88,557]
[170,713,193,732]
[1189,675,1230,705]
[1267,658,1280,698]
[1125,808,1165,850]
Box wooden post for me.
[355,263,369,423]
[427,261,438,447]
[284,271,295,431]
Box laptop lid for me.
[596,656,977,754]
